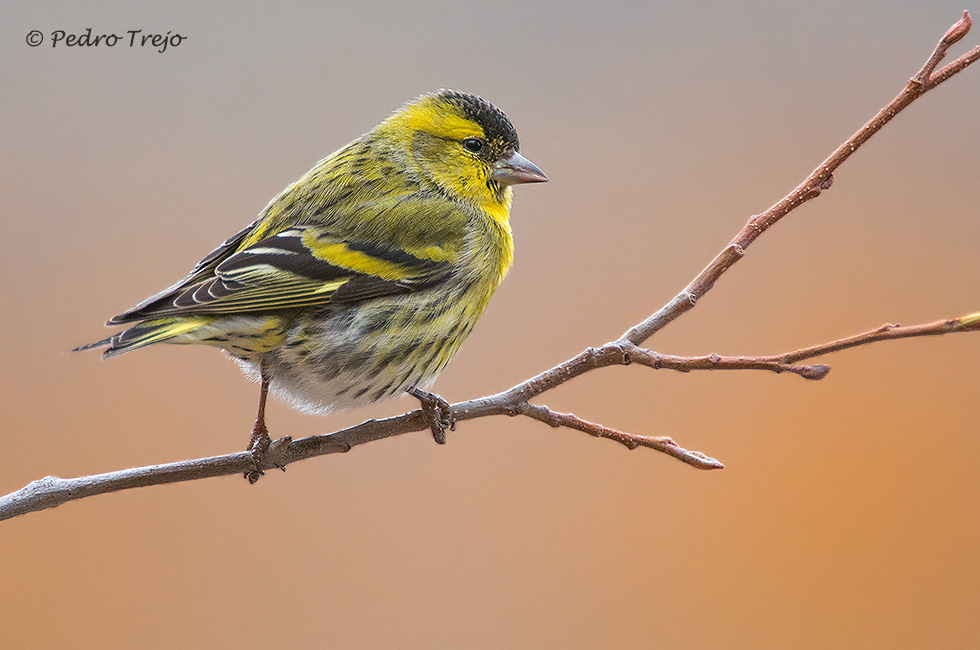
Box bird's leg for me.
[248,370,272,454]
[407,387,455,445]
[245,367,292,483]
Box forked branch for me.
[622,11,979,348]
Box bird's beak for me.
[491,150,548,186]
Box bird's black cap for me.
[435,89,521,151]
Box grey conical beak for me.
[491,150,548,186]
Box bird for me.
[74,89,547,479]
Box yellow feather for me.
[302,234,411,280]
[386,101,486,142]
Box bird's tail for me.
[70,318,207,359]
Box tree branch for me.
[620,11,980,347]
[3,13,978,522]
[623,312,980,377]
[516,403,723,469]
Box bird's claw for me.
[408,387,455,444]
[244,423,291,483]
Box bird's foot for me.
[408,387,455,445]
[245,422,291,484]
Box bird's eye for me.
[462,138,484,154]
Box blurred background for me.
[2,1,979,648]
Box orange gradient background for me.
[3,1,979,648]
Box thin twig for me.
[919,11,974,87]
[620,14,980,348]
[777,314,980,363]
[623,313,980,377]
[625,347,831,381]
[516,402,724,469]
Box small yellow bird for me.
[75,90,546,472]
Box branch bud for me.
[942,11,972,47]
[800,364,831,380]
[959,311,980,330]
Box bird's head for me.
[379,89,547,211]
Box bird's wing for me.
[106,217,261,325]
[186,217,262,281]
[108,225,458,323]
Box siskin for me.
[75,90,547,474]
